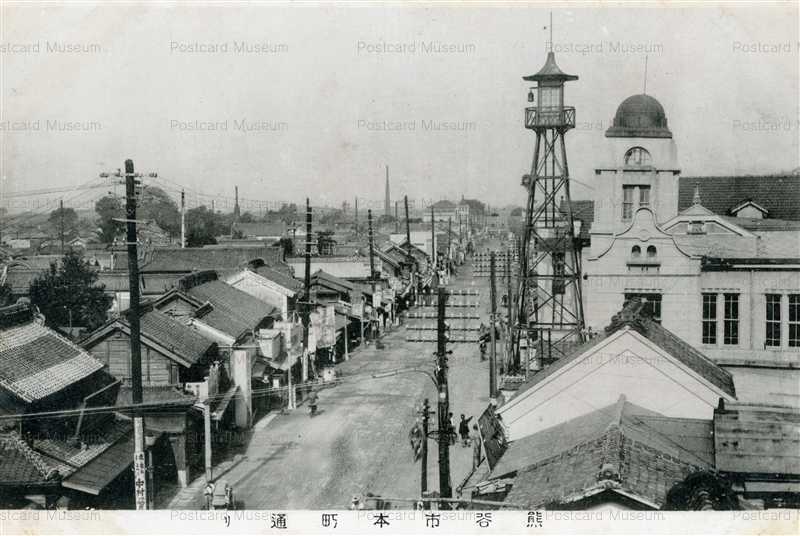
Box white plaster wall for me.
[499,330,732,440]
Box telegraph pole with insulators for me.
[100,160,156,510]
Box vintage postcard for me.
[0,1,797,534]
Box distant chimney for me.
[384,166,391,217]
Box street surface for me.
[172,252,498,509]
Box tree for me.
[239,211,256,223]
[48,206,79,240]
[0,282,12,307]
[28,251,112,331]
[185,205,222,247]
[138,186,181,238]
[316,230,336,255]
[277,237,294,257]
[95,195,124,244]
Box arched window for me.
[631,245,641,258]
[624,147,652,167]
[647,245,657,258]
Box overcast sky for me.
[1,3,797,213]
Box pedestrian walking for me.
[203,482,215,510]
[470,425,482,469]
[458,415,473,446]
[409,419,423,461]
[308,390,319,417]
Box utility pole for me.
[430,206,436,271]
[506,249,514,376]
[436,287,452,506]
[367,209,376,290]
[447,217,452,264]
[489,251,498,403]
[59,199,65,254]
[368,209,378,344]
[125,159,146,510]
[101,159,149,510]
[299,197,312,411]
[420,398,430,497]
[404,195,411,247]
[180,189,186,248]
[354,197,358,233]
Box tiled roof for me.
[310,270,355,294]
[184,280,277,338]
[512,299,735,398]
[677,231,800,260]
[492,398,661,478]
[234,222,287,237]
[142,246,283,272]
[373,248,400,269]
[4,268,45,293]
[714,403,800,476]
[502,396,710,509]
[0,419,134,490]
[252,265,304,293]
[0,306,104,403]
[722,217,800,232]
[79,309,216,366]
[6,255,62,271]
[138,310,215,364]
[33,419,132,471]
[430,200,458,209]
[679,175,800,221]
[116,385,197,406]
[608,300,736,396]
[0,432,62,485]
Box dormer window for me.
[729,199,769,220]
[631,245,641,258]
[624,146,652,167]
[647,245,657,258]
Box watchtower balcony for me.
[525,106,576,130]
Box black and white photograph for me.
[0,2,797,534]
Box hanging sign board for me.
[274,321,303,361]
[319,304,336,348]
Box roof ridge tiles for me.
[0,431,59,480]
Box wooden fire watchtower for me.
[511,38,586,371]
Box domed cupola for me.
[605,94,672,139]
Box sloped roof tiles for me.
[501,396,711,509]
[0,305,104,403]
